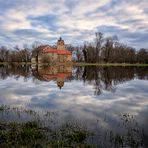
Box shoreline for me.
[0,62,148,67]
[72,62,148,66]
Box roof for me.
[42,74,57,81]
[42,46,57,53]
[41,46,71,55]
[36,45,49,51]
[57,50,71,55]
[40,73,67,81]
[32,45,49,56]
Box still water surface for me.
[0,65,148,146]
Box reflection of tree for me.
[0,65,148,91]
[80,66,148,95]
[74,66,84,80]
[0,64,31,81]
[82,66,103,95]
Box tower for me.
[57,37,65,50]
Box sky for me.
[0,0,148,49]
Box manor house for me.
[31,37,72,63]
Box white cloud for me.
[0,0,147,48]
[72,0,111,16]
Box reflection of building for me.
[32,65,72,89]
[31,38,72,63]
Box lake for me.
[0,64,148,147]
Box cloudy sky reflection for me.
[0,76,148,131]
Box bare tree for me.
[95,32,103,62]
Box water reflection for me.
[0,64,148,147]
[0,64,148,95]
[32,65,72,89]
[82,66,148,95]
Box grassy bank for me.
[1,61,148,67]
[73,62,148,67]
[0,62,32,65]
[0,105,147,148]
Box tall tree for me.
[95,32,103,62]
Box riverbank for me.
[73,62,148,67]
[0,62,148,67]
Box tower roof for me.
[59,37,62,40]
[58,37,64,42]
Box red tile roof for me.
[57,50,71,55]
[42,74,57,81]
[42,47,57,53]
[41,46,71,55]
[57,73,66,78]
[41,73,67,81]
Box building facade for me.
[31,38,72,63]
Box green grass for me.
[0,61,148,67]
[0,105,146,148]
[0,121,44,148]
[0,62,32,65]
[73,62,148,67]
[0,121,91,148]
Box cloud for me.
[0,0,147,49]
[0,74,148,132]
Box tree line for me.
[0,45,31,63]
[0,32,148,63]
[77,32,148,64]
